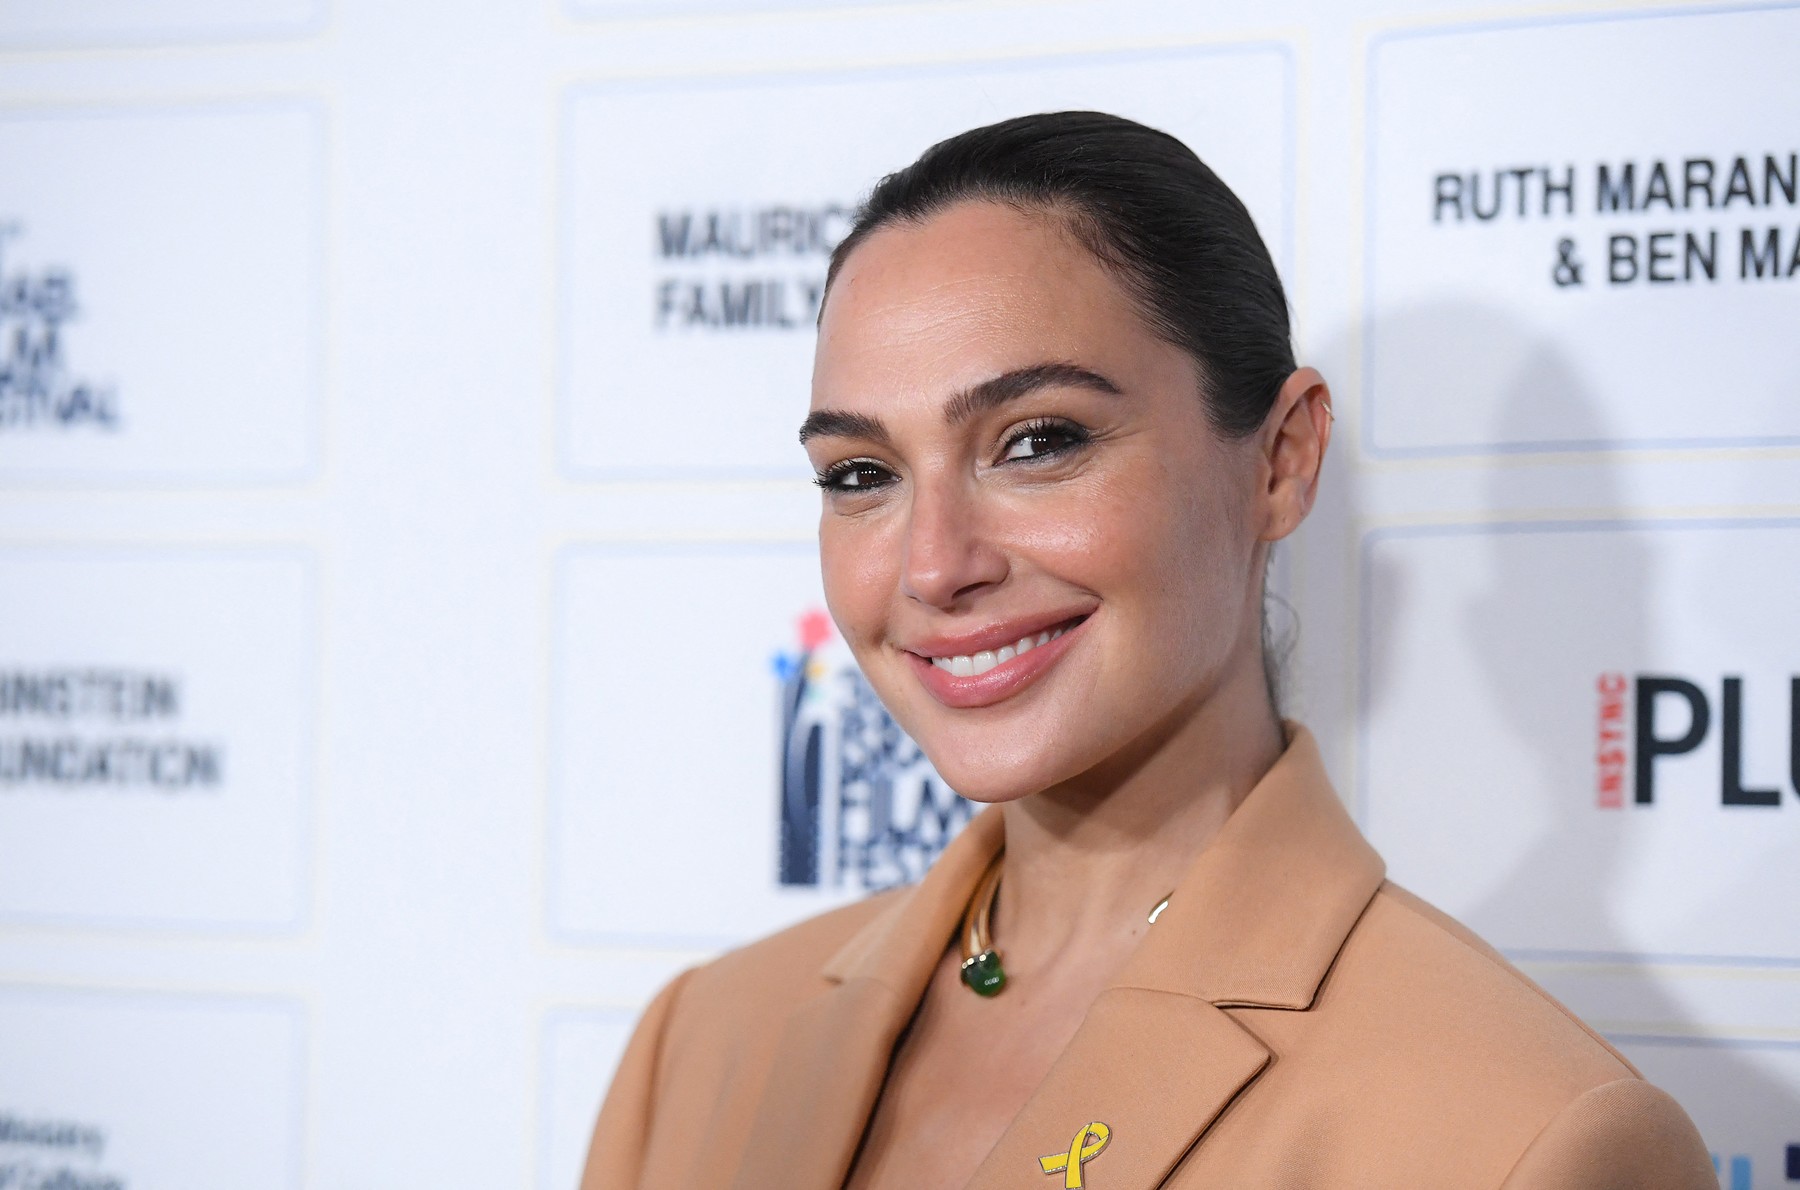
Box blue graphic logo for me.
[775,608,972,890]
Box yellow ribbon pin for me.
[1038,1121,1111,1189]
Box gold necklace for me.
[958,851,1175,997]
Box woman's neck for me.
[990,655,1285,970]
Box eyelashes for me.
[812,417,1093,494]
[1000,416,1091,462]
[813,458,895,492]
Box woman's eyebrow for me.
[942,362,1122,426]
[798,361,1122,445]
[798,408,890,446]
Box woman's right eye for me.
[815,459,896,492]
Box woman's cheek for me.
[1009,470,1134,568]
[820,515,897,656]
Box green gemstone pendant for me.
[960,948,1007,997]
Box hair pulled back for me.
[823,110,1295,439]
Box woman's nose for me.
[898,477,1009,610]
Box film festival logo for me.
[0,222,118,431]
[774,608,973,891]
[1594,673,1799,809]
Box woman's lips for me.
[903,614,1090,709]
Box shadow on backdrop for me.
[1330,299,1798,1155]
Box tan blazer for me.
[581,727,1714,1189]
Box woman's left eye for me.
[1000,420,1089,463]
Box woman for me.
[581,112,1712,1189]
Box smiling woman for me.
[579,112,1713,1190]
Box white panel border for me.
[0,541,321,936]
[0,94,329,491]
[1355,514,1800,969]
[545,537,816,950]
[533,1004,638,1190]
[0,982,308,1190]
[1360,1,1800,461]
[0,1,327,51]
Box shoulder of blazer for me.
[1245,875,1662,1160]
[1198,879,1716,1183]
[1498,1079,1716,1189]
[1370,882,1643,1075]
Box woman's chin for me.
[938,775,1042,806]
[923,746,1078,806]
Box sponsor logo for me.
[652,203,852,332]
[1431,153,1800,289]
[1595,673,1799,808]
[0,667,224,790]
[774,608,972,890]
[0,222,117,431]
[0,1111,122,1190]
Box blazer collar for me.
[1115,723,1386,1009]
[730,724,1385,1190]
[818,795,1006,988]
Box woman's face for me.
[804,200,1276,803]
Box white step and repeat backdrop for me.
[1,1,1795,1187]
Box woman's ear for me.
[1257,366,1334,543]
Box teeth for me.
[930,622,1071,677]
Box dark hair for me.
[823,110,1295,439]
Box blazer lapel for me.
[725,977,916,1190]
[727,806,1007,1190]
[966,988,1270,1190]
[971,725,1383,1189]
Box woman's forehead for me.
[823,201,1097,320]
[813,203,1150,406]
